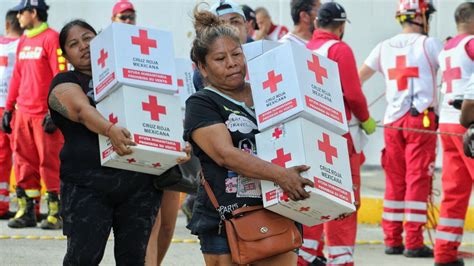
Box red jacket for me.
[307,30,369,123]
[6,25,67,115]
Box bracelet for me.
[105,123,114,137]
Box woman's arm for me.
[192,123,313,201]
[48,82,135,156]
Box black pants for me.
[61,169,163,266]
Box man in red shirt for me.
[0,10,24,220]
[302,2,376,265]
[1,0,67,229]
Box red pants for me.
[381,112,437,249]
[0,108,13,215]
[298,135,361,266]
[13,110,63,194]
[434,124,474,263]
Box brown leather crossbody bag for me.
[201,175,302,264]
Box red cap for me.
[112,1,135,16]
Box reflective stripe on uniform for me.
[302,239,320,249]
[382,212,404,221]
[383,200,405,209]
[436,231,463,243]
[439,218,464,228]
[405,201,427,210]
[0,195,9,202]
[298,249,317,263]
[405,213,427,223]
[0,182,8,190]
[327,246,354,265]
[25,189,41,198]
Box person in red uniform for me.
[254,6,289,41]
[359,0,441,258]
[0,10,24,220]
[303,2,377,266]
[434,3,474,266]
[1,0,67,229]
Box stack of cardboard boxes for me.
[90,23,194,175]
[246,41,356,226]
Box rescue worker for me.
[254,6,289,41]
[434,3,474,266]
[359,0,442,257]
[1,0,67,230]
[111,0,136,25]
[280,0,321,46]
[0,10,23,220]
[305,2,377,265]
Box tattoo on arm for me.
[49,91,70,119]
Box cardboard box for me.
[256,117,355,226]
[174,58,196,110]
[97,85,185,175]
[242,40,282,61]
[248,42,348,134]
[91,23,177,102]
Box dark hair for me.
[455,2,474,25]
[291,0,316,25]
[5,10,23,34]
[190,6,241,67]
[59,19,97,56]
[316,19,344,30]
[23,6,49,22]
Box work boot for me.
[434,259,464,266]
[7,188,37,228]
[404,245,434,258]
[385,245,405,255]
[39,192,62,230]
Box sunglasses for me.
[117,14,136,21]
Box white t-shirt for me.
[465,74,474,100]
[279,32,308,47]
[0,36,20,108]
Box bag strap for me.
[232,205,263,216]
[200,171,221,210]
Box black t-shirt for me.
[184,88,262,234]
[48,71,119,180]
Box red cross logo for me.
[388,55,419,91]
[272,127,283,139]
[280,192,290,202]
[307,54,328,85]
[177,79,184,87]
[108,113,118,124]
[142,95,167,121]
[300,207,310,212]
[131,29,157,55]
[97,49,108,68]
[318,133,338,165]
[127,158,136,164]
[0,56,7,67]
[320,215,331,220]
[442,57,461,94]
[262,70,283,93]
[271,148,292,167]
[152,162,161,168]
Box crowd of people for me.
[0,0,473,265]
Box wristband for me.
[105,123,114,137]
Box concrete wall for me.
[0,0,467,166]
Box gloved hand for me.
[360,117,377,135]
[464,124,474,158]
[42,113,57,134]
[1,110,13,134]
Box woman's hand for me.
[107,125,136,156]
[176,142,192,164]
[276,165,314,201]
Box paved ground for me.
[0,168,473,265]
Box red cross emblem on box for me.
[131,29,157,55]
[97,49,108,68]
[108,113,118,124]
[272,127,283,139]
[263,70,283,93]
[307,54,328,85]
[142,95,167,121]
[127,158,136,164]
[271,148,292,167]
[318,133,338,165]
